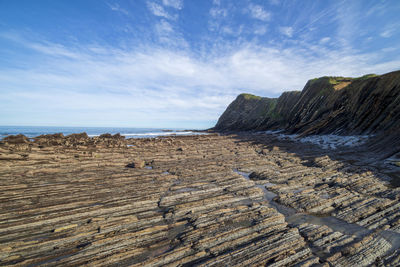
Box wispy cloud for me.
[1,31,399,127]
[108,3,129,15]
[154,20,188,48]
[279,26,293,38]
[208,1,230,33]
[380,23,398,38]
[319,37,331,44]
[147,1,175,20]
[248,4,271,21]
[210,7,228,18]
[162,0,183,10]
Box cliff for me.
[215,70,400,136]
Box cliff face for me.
[215,70,400,136]
[215,94,278,131]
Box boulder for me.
[126,159,145,168]
[3,134,29,144]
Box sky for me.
[1,0,400,129]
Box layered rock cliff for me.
[215,70,400,136]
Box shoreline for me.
[0,129,212,141]
[1,133,400,265]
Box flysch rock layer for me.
[0,132,399,266]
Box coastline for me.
[0,126,212,140]
[1,132,400,265]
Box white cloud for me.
[1,33,400,128]
[162,0,183,10]
[147,1,174,19]
[319,37,331,44]
[380,25,397,38]
[210,7,228,18]
[108,3,129,15]
[248,4,271,21]
[279,26,293,37]
[213,0,221,5]
[154,20,188,48]
[28,42,81,59]
[155,20,174,33]
[366,1,388,17]
[380,30,391,38]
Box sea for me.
[0,126,206,140]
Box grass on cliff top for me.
[353,74,378,81]
[309,76,351,85]
[309,73,378,85]
[240,93,262,100]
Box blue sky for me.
[1,0,399,129]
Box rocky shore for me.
[0,132,399,266]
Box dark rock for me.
[113,133,125,139]
[99,133,125,139]
[34,133,65,146]
[215,93,279,131]
[126,159,145,168]
[3,134,29,144]
[99,133,113,138]
[66,132,89,139]
[35,133,64,139]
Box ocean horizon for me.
[0,126,206,140]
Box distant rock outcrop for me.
[3,134,29,144]
[215,70,400,136]
[1,132,127,148]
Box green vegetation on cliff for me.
[240,93,262,100]
[353,74,378,81]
